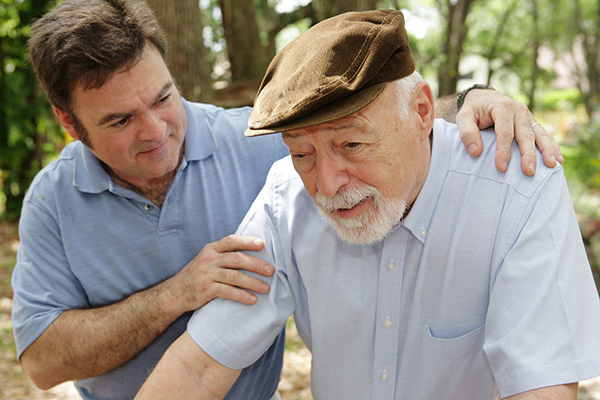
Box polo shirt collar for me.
[401,119,450,243]
[71,97,217,194]
[71,143,111,194]
[181,98,218,162]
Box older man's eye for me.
[344,142,364,151]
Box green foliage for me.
[562,116,600,197]
[561,114,600,274]
[0,0,63,221]
[537,89,582,111]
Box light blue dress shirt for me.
[189,119,600,399]
[11,99,290,400]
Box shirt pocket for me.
[423,323,484,360]
[418,324,498,399]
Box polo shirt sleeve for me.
[483,169,600,397]
[12,197,90,358]
[187,168,296,370]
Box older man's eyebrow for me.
[281,132,298,140]
[326,122,358,131]
[97,81,174,127]
[282,121,362,140]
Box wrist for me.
[456,83,495,110]
[148,278,188,323]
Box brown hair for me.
[29,0,167,127]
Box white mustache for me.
[313,183,409,245]
[315,184,379,211]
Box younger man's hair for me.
[29,0,167,118]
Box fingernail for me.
[501,161,508,171]
[528,162,535,173]
[549,155,556,166]
[468,144,477,155]
[264,264,274,274]
[253,239,263,246]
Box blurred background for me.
[0,0,598,398]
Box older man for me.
[138,9,600,400]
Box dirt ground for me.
[1,220,599,399]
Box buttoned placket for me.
[370,228,408,398]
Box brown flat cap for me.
[245,9,415,137]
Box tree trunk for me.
[573,0,600,118]
[484,0,518,85]
[437,0,477,97]
[146,0,213,102]
[527,0,540,110]
[311,0,379,21]
[218,0,269,82]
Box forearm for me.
[434,94,459,123]
[21,280,181,389]
[503,383,578,399]
[20,234,273,390]
[136,331,240,399]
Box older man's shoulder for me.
[434,119,560,192]
[267,156,302,186]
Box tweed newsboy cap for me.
[245,9,415,137]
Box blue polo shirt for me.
[11,99,289,399]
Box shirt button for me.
[144,204,153,211]
[383,316,392,328]
[420,227,428,238]
[380,369,389,381]
[386,259,395,271]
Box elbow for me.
[21,352,66,390]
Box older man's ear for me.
[411,81,435,142]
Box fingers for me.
[212,234,266,255]
[205,254,272,305]
[190,235,275,306]
[456,89,564,175]
[512,107,537,175]
[531,122,564,167]
[209,270,270,305]
[456,110,484,157]
[488,110,517,173]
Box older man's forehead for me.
[282,115,371,139]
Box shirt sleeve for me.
[187,173,296,370]
[483,169,600,397]
[11,198,90,358]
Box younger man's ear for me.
[53,107,81,141]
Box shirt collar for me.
[71,97,217,194]
[181,98,218,162]
[71,143,111,194]
[401,119,451,243]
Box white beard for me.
[314,183,408,245]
